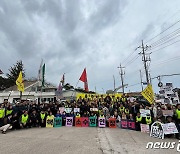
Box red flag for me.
[0,69,3,74]
[79,68,89,91]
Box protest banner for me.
[75,118,82,127]
[141,84,154,104]
[162,110,174,117]
[121,120,128,129]
[140,109,151,117]
[66,117,73,127]
[150,121,164,139]
[65,108,72,113]
[54,117,62,127]
[81,117,89,127]
[162,123,178,135]
[128,120,135,130]
[140,124,150,133]
[46,116,54,128]
[109,118,116,128]
[89,117,97,127]
[74,108,80,113]
[98,117,106,128]
[59,107,65,114]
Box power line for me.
[145,19,180,43]
[150,39,180,54]
[124,54,140,67]
[149,28,180,47]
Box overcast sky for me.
[0,0,180,93]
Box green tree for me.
[6,60,25,86]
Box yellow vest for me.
[6,110,13,116]
[47,115,54,119]
[0,108,5,118]
[76,114,81,118]
[146,116,152,125]
[40,113,46,120]
[119,107,125,112]
[125,109,129,114]
[176,109,180,119]
[21,114,29,124]
[136,116,142,122]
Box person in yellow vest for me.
[39,110,46,127]
[145,114,152,125]
[0,104,5,127]
[6,105,13,117]
[136,112,142,131]
[175,104,180,139]
[119,104,125,114]
[76,112,81,118]
[19,111,29,128]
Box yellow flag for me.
[141,84,154,104]
[16,71,24,92]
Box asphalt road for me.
[0,127,179,154]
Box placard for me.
[140,109,151,117]
[162,110,174,117]
[162,123,178,134]
[128,120,135,130]
[98,117,106,127]
[46,116,54,128]
[90,108,98,112]
[54,117,62,127]
[66,117,73,127]
[75,118,82,127]
[89,117,97,127]
[109,118,116,128]
[65,108,72,113]
[150,121,164,139]
[81,117,89,127]
[140,124,150,133]
[74,108,80,113]
[121,120,128,129]
[59,107,65,114]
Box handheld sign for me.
[121,120,128,129]
[140,124,150,133]
[54,117,62,127]
[98,117,106,128]
[109,118,116,128]
[128,120,135,130]
[66,117,73,127]
[75,118,82,127]
[81,117,89,127]
[89,117,97,127]
[65,108,72,114]
[162,122,178,135]
[46,116,54,128]
[140,109,151,117]
[162,110,174,117]
[74,108,80,113]
[150,121,164,139]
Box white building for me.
[0,80,57,103]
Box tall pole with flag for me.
[38,61,45,103]
[16,71,24,100]
[79,68,89,92]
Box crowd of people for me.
[0,94,180,139]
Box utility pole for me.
[138,40,151,85]
[118,63,125,94]
[139,70,143,91]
